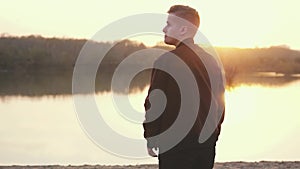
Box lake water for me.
[0,80,299,165]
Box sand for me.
[1,161,300,169]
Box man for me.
[143,5,225,169]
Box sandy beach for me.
[1,161,300,169]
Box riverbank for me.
[1,161,300,169]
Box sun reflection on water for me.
[0,81,299,164]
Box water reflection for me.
[218,80,300,161]
[0,80,299,164]
[0,70,300,97]
[232,72,300,87]
[0,69,151,96]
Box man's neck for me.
[176,38,194,48]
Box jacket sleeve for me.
[143,58,168,148]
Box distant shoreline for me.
[1,36,300,96]
[1,161,300,169]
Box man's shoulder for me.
[154,51,176,64]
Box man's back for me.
[144,38,224,154]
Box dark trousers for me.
[158,146,216,169]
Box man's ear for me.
[179,26,188,35]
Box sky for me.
[1,0,300,49]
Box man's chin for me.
[164,39,175,46]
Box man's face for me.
[162,14,182,46]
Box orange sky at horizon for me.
[0,0,300,50]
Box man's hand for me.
[147,147,158,157]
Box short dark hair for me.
[167,5,200,28]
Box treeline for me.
[1,35,300,74]
[218,46,300,74]
[0,35,83,70]
[1,35,300,76]
[0,35,148,71]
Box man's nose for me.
[162,26,167,33]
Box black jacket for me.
[143,38,225,154]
